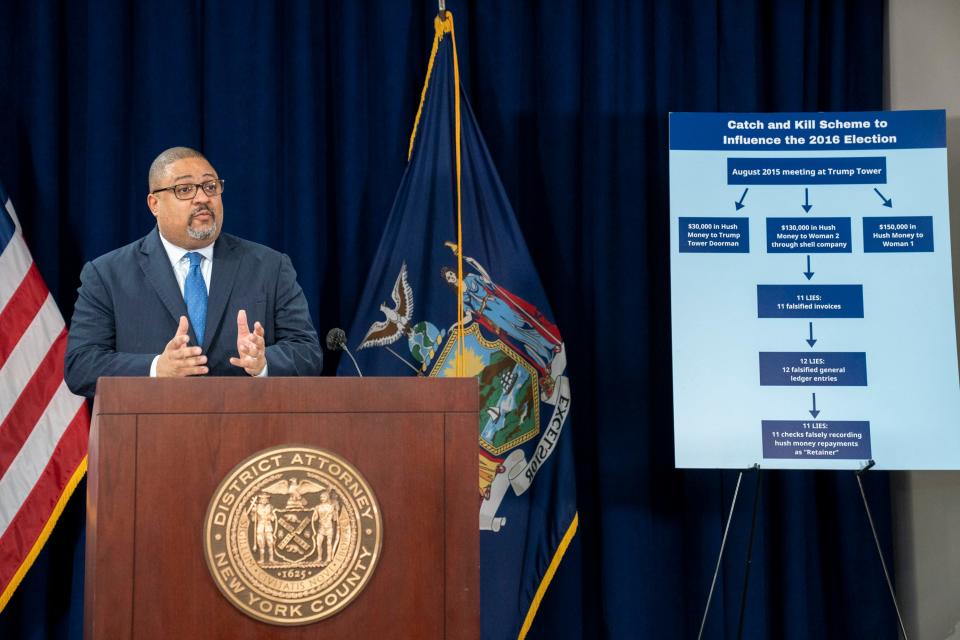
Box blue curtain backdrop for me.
[0,1,894,638]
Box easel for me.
[695,460,909,640]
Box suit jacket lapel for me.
[205,234,242,352]
[138,227,190,334]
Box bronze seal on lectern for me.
[203,445,383,625]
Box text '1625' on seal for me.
[203,445,383,625]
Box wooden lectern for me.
[84,377,479,639]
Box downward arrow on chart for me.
[809,393,820,418]
[873,188,893,208]
[802,188,813,213]
[803,255,814,280]
[734,188,749,211]
[806,322,817,348]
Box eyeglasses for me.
[151,179,225,200]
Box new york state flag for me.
[341,12,578,640]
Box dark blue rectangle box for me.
[728,157,886,184]
[757,285,864,318]
[762,420,872,460]
[678,217,749,253]
[670,110,946,151]
[766,218,852,253]
[863,216,934,252]
[759,352,867,386]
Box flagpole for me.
[405,11,464,375]
[444,10,465,376]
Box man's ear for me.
[147,193,159,217]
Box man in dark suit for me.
[65,146,323,399]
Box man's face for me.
[147,156,224,249]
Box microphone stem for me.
[342,346,363,377]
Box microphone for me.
[325,328,363,377]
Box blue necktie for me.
[184,252,207,346]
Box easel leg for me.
[698,465,758,640]
[856,460,910,640]
[736,467,763,640]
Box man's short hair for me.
[148,146,208,191]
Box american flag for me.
[0,183,89,611]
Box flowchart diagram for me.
[669,110,960,470]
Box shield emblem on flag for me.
[272,509,317,564]
[430,324,540,456]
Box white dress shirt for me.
[158,231,214,296]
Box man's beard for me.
[187,208,218,241]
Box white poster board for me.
[669,110,960,470]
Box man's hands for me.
[230,309,266,376]
[156,316,208,377]
[155,312,264,377]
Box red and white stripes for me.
[0,195,89,611]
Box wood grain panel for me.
[85,378,478,639]
[84,414,137,640]
[94,377,477,415]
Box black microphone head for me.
[325,328,347,351]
